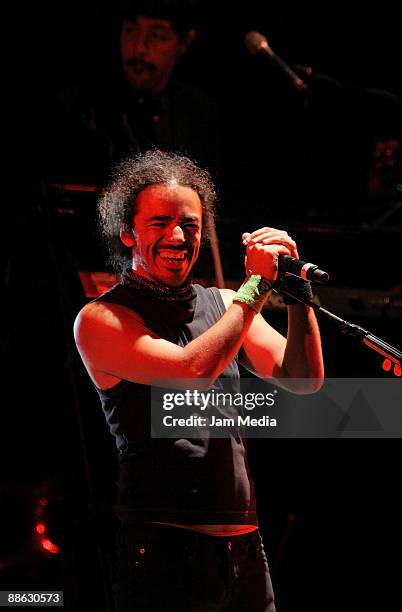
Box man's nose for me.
[168,225,185,243]
[132,31,148,55]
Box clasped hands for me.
[242,227,299,283]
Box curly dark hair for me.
[120,0,199,38]
[98,149,217,273]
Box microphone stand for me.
[274,282,402,376]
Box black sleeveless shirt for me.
[94,278,257,525]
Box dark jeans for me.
[113,523,276,612]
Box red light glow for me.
[39,497,48,506]
[35,522,46,534]
[382,359,392,372]
[41,538,60,554]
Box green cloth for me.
[233,275,273,313]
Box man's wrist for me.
[273,275,314,305]
[233,274,273,313]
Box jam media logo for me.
[154,379,399,437]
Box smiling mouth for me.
[158,249,188,264]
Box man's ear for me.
[178,29,197,55]
[120,227,136,247]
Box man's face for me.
[129,183,203,286]
[121,16,185,94]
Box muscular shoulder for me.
[74,301,144,348]
[73,300,160,387]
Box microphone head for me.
[314,269,330,284]
[244,30,270,55]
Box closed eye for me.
[148,30,172,43]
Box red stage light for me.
[40,538,60,554]
[382,359,392,372]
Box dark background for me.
[2,1,401,610]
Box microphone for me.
[244,30,309,93]
[278,254,329,284]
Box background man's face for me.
[121,16,185,94]
[130,183,203,286]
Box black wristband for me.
[273,274,314,305]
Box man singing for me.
[74,149,324,611]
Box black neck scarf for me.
[122,269,195,303]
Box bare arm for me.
[221,226,324,393]
[221,289,324,393]
[74,298,257,389]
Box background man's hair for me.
[98,148,217,274]
[120,0,199,37]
